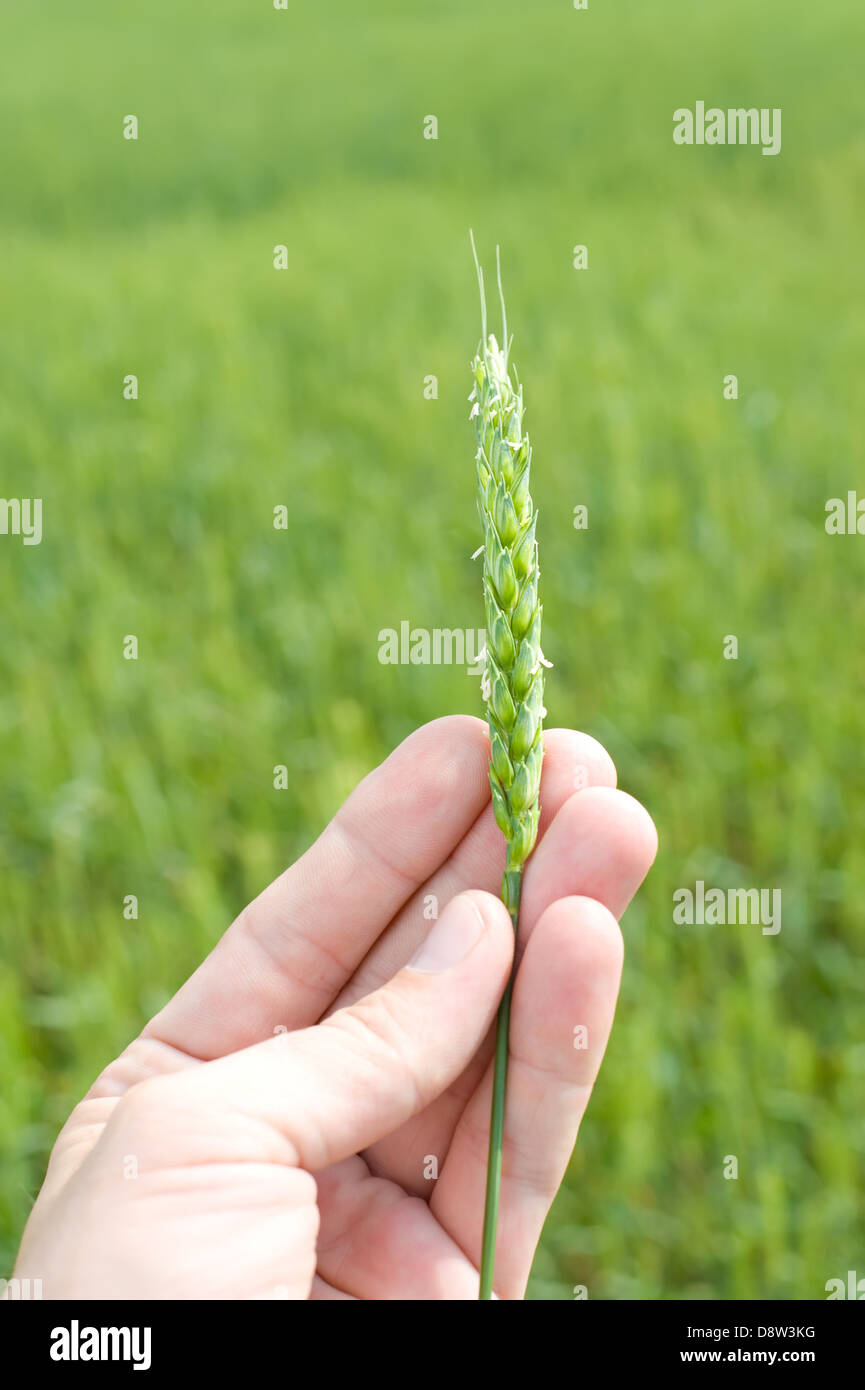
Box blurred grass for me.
[1,0,864,1297]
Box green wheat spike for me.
[468,231,548,1299]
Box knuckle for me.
[326,991,427,1112]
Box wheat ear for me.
[469,232,546,1299]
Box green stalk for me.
[469,234,546,1299]
[479,869,521,1300]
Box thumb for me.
[188,890,514,1171]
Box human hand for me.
[13,717,656,1300]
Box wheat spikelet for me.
[469,237,546,919]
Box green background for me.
[1,0,863,1298]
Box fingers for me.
[519,786,659,943]
[358,782,655,1195]
[430,895,627,1298]
[152,891,514,1175]
[313,1158,483,1300]
[142,716,493,1059]
[535,728,617,832]
[326,728,617,1013]
[310,1275,357,1300]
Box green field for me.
[2,0,864,1298]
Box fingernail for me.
[406,894,486,973]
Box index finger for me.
[142,716,492,1059]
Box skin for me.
[13,717,657,1300]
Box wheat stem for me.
[468,233,545,1299]
[478,868,521,1300]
